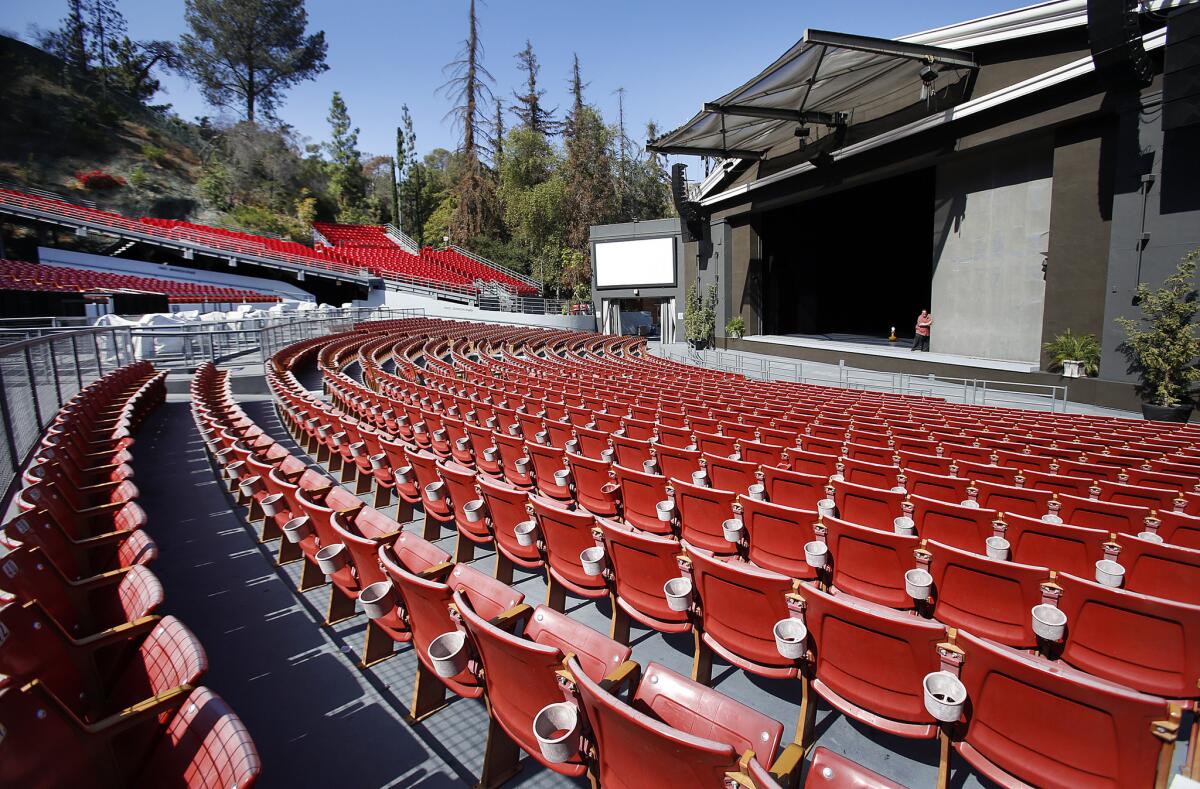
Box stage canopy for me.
[648,29,978,160]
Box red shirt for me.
[915,316,932,336]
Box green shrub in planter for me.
[1042,330,1100,377]
[725,316,746,339]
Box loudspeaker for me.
[1087,0,1154,91]
[671,163,705,243]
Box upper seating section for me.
[423,247,538,295]
[0,259,279,303]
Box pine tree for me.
[326,91,369,222]
[561,55,615,257]
[87,0,126,93]
[511,40,558,136]
[490,97,505,170]
[61,0,91,74]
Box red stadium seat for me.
[1118,535,1200,605]
[823,515,920,609]
[671,476,739,554]
[595,518,690,641]
[832,479,906,532]
[911,495,998,554]
[529,495,608,608]
[739,495,820,579]
[760,465,827,511]
[1001,513,1110,579]
[610,463,674,535]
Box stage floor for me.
[746,333,1041,373]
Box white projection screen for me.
[594,237,676,288]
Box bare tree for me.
[511,39,559,136]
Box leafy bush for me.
[685,281,718,343]
[128,165,149,189]
[141,144,169,166]
[75,170,126,190]
[1116,251,1200,406]
[725,316,746,338]
[1042,330,1100,376]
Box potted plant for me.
[684,282,718,349]
[1042,330,1100,379]
[725,316,746,340]
[1116,251,1200,422]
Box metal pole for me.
[0,362,20,472]
[70,334,83,389]
[94,332,105,376]
[49,337,62,407]
[24,346,43,431]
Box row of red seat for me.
[0,259,279,303]
[0,361,261,788]
[268,320,1199,787]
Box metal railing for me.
[657,347,1070,412]
[448,244,542,290]
[476,292,569,316]
[384,224,422,254]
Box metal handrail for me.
[384,224,422,254]
[447,244,542,289]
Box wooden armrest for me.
[768,743,805,789]
[489,603,533,632]
[71,614,160,651]
[83,684,193,737]
[418,561,453,580]
[599,660,641,694]
[66,529,131,548]
[77,501,127,517]
[65,565,130,589]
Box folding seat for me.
[1021,468,1093,497]
[923,539,1050,647]
[453,591,632,784]
[838,456,902,491]
[591,410,624,434]
[799,749,903,789]
[0,604,205,725]
[1058,493,1150,535]
[994,448,1056,473]
[465,422,504,477]
[900,468,969,505]
[0,545,163,638]
[402,447,454,535]
[653,443,701,483]
[796,583,945,745]
[951,628,1180,789]
[611,433,654,469]
[476,475,541,584]
[654,422,693,448]
[951,459,1017,486]
[1153,509,1200,550]
[529,495,607,609]
[1117,534,1200,607]
[681,545,798,681]
[757,425,801,447]
[594,518,689,641]
[0,683,260,789]
[693,429,738,458]
[565,655,801,788]
[701,452,757,494]
[610,463,673,535]
[573,424,611,460]
[1056,458,1124,483]
[738,438,785,466]
[622,416,656,441]
[1124,467,1198,493]
[670,476,738,554]
[912,495,998,554]
[1052,571,1200,701]
[523,440,572,503]
[738,496,819,580]
[842,441,893,467]
[831,479,906,532]
[896,450,954,475]
[893,434,940,455]
[565,450,620,517]
[1096,479,1181,511]
[487,431,532,490]
[973,479,1053,519]
[752,466,822,513]
[997,512,1110,578]
[1,509,156,581]
[822,515,919,609]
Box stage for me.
[745,333,1041,373]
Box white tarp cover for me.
[651,31,975,159]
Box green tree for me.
[1116,251,1200,406]
[87,0,126,94]
[179,0,328,123]
[511,39,558,136]
[325,91,370,222]
[37,0,90,74]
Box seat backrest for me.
[565,451,618,516]
[911,494,997,554]
[570,656,747,789]
[530,495,606,596]
[702,452,757,494]
[109,615,208,710]
[1055,572,1200,699]
[900,468,969,504]
[655,443,702,483]
[1020,469,1092,497]
[759,465,826,511]
[832,479,905,532]
[955,459,1020,486]
[139,686,262,789]
[784,448,838,477]
[1156,510,1200,550]
[840,457,901,491]
[1119,535,1200,605]
[597,519,689,631]
[686,546,795,676]
[611,463,672,535]
[1058,493,1148,535]
[738,496,819,580]
[823,515,918,609]
[801,583,943,735]
[1000,513,1108,579]
[802,748,904,789]
[476,474,537,560]
[671,476,738,554]
[1097,480,1179,510]
[974,480,1052,519]
[956,628,1173,789]
[927,539,1049,648]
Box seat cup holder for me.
[1031,603,1067,641]
[722,518,744,543]
[224,460,245,480]
[413,422,428,435]
[601,449,615,463]
[804,540,829,569]
[456,437,472,453]
[774,618,808,659]
[533,702,581,764]
[515,520,539,547]
[985,536,1010,561]
[260,493,283,518]
[433,429,448,443]
[893,516,916,536]
[748,483,766,501]
[905,568,933,600]
[565,440,579,455]
[238,475,263,497]
[348,442,366,458]
[691,470,708,488]
[922,671,967,723]
[664,577,693,611]
[580,546,606,576]
[428,631,470,678]
[463,499,486,523]
[369,453,387,470]
[1095,559,1125,588]
[1041,512,1063,524]
[425,481,446,502]
[656,500,675,522]
[817,498,836,518]
[315,543,349,575]
[554,469,572,487]
[507,424,522,437]
[536,431,549,445]
[515,458,531,476]
[359,581,397,620]
[395,466,413,485]
[282,516,314,544]
[1137,530,1164,544]
[643,459,659,474]
[483,447,498,463]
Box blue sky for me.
[4,0,1020,159]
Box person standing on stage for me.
[912,310,932,352]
